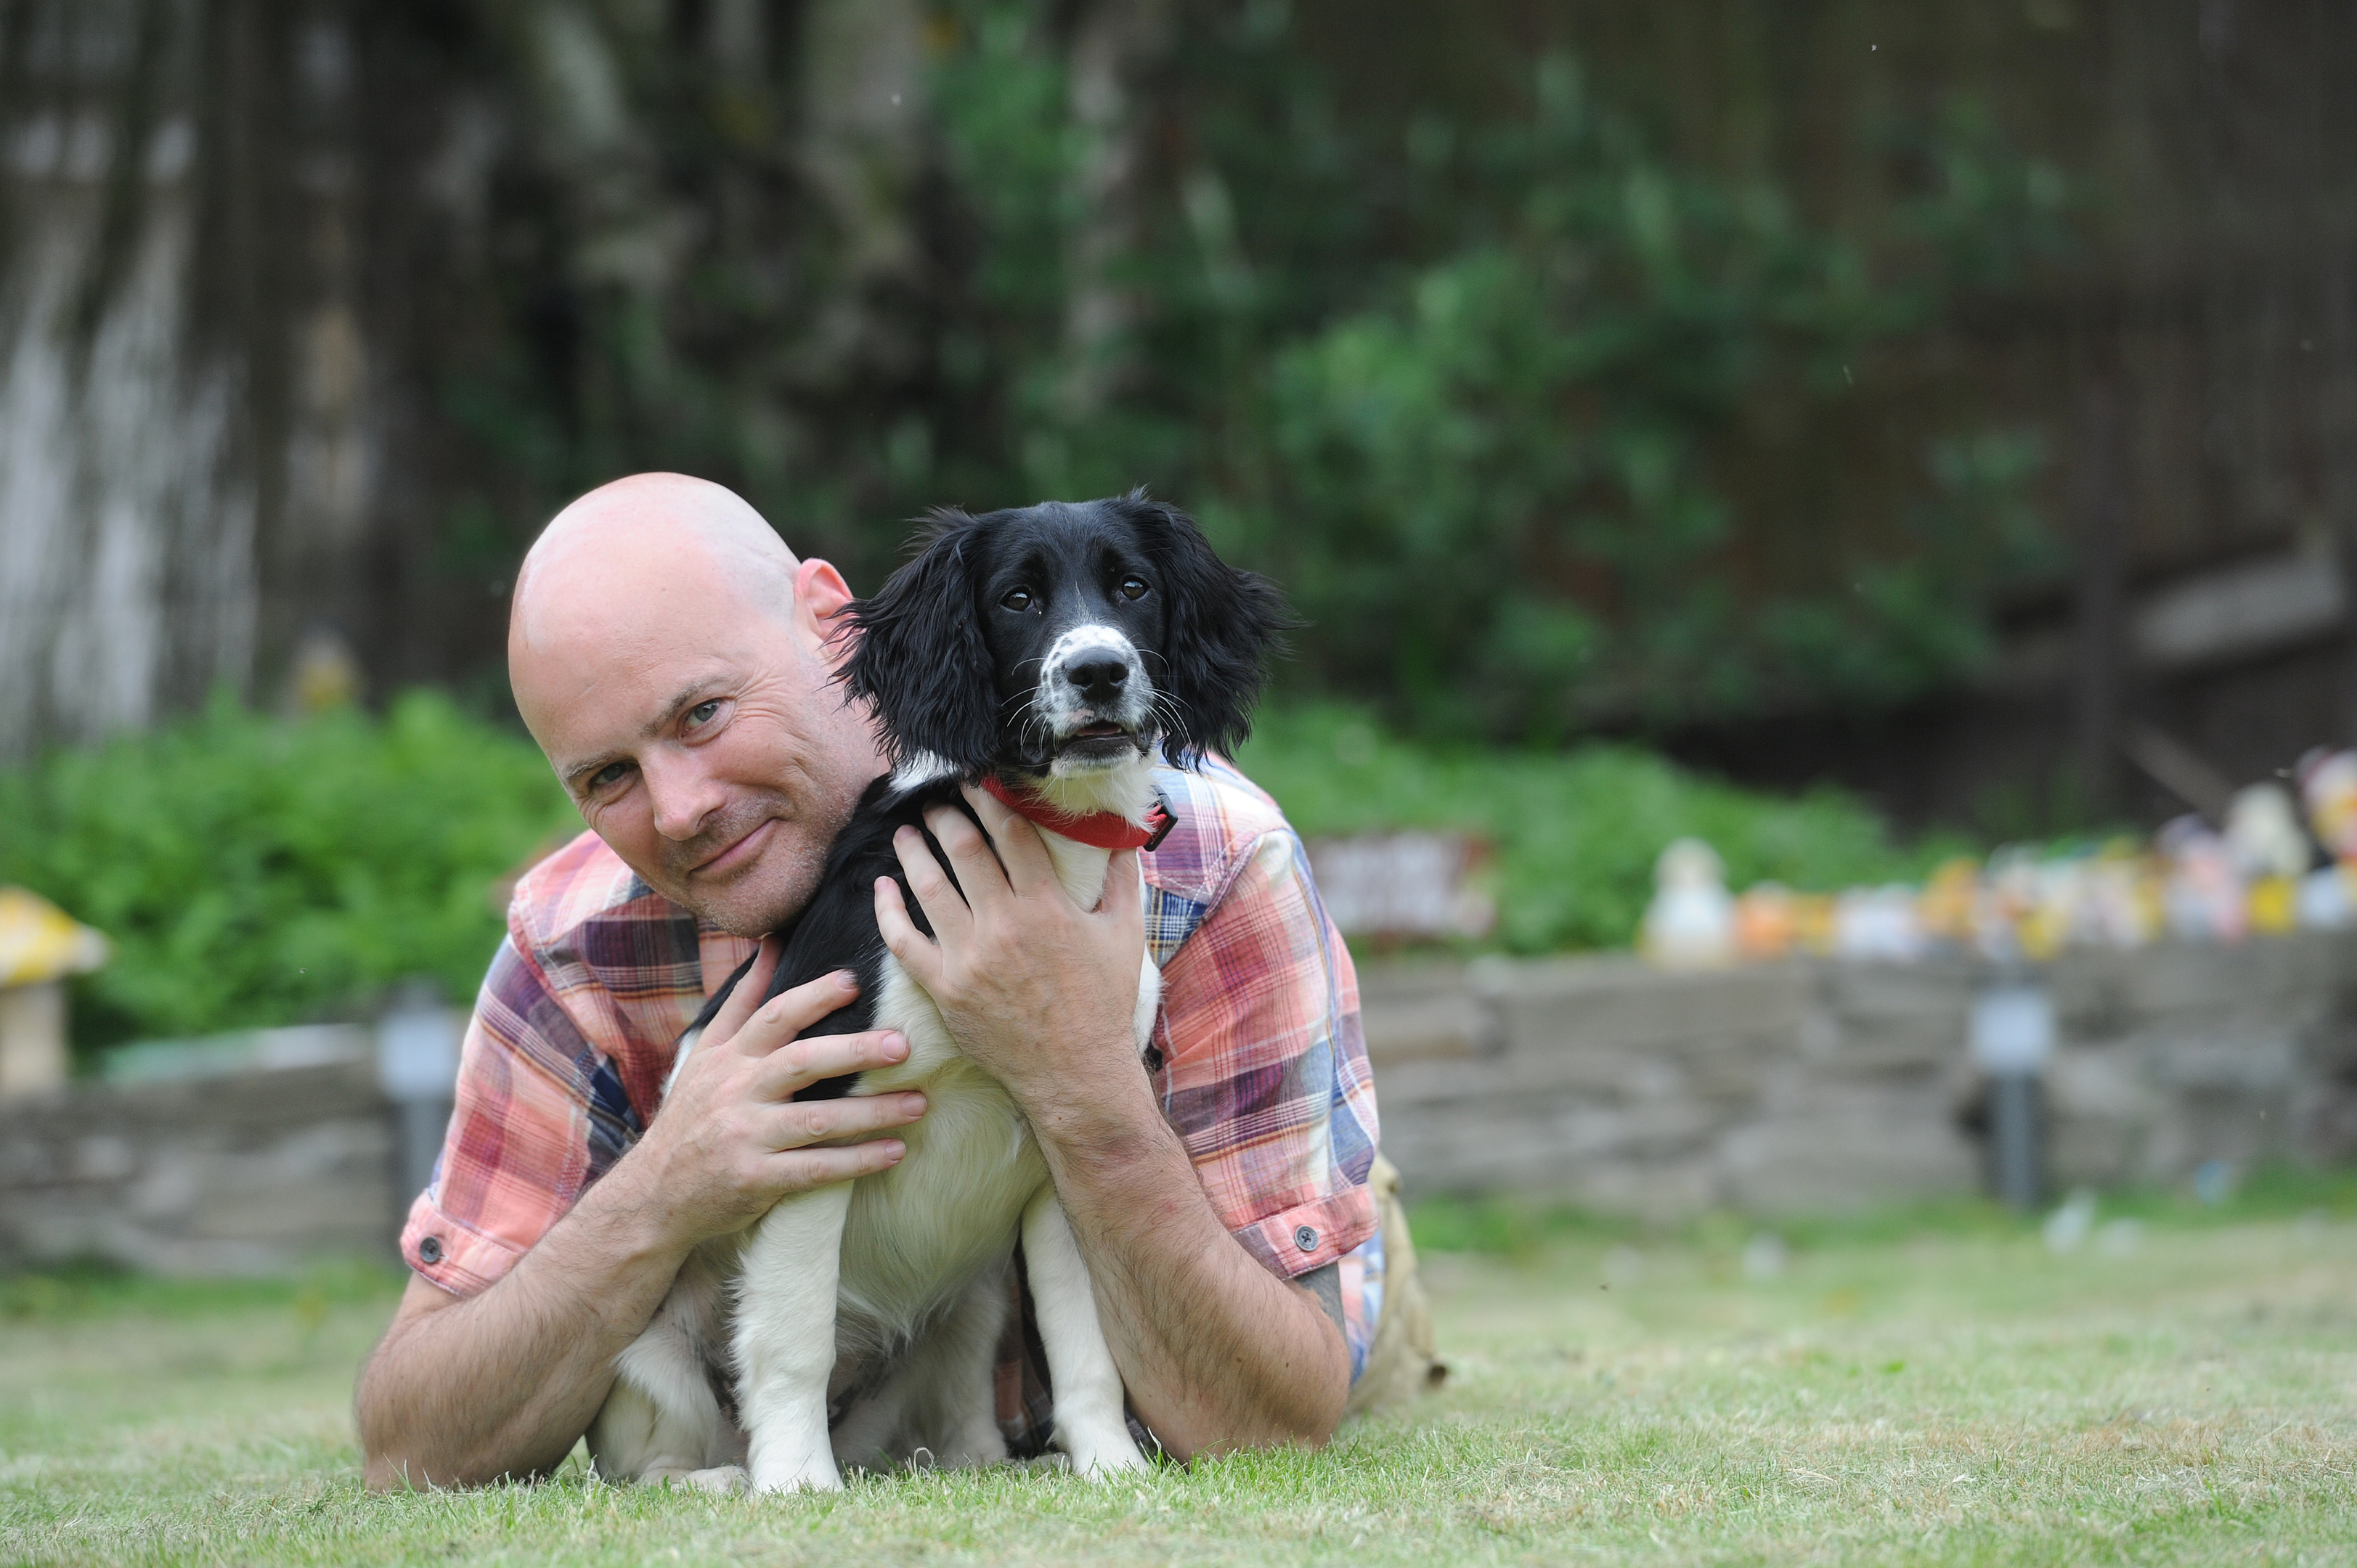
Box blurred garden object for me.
[375,982,461,1209]
[1969,979,2056,1212]
[287,627,363,715]
[2226,783,2311,880]
[1732,882,1796,960]
[2226,783,2310,934]
[1306,832,1495,942]
[1831,885,1924,963]
[2297,748,2357,859]
[0,887,108,1100]
[2159,816,2249,945]
[1640,839,1735,971]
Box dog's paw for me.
[629,1460,731,1490]
[680,1465,750,1495]
[749,1453,844,1494]
[1059,1431,1150,1479]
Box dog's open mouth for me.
[1054,718,1150,760]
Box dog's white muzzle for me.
[1036,624,1154,756]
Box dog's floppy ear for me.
[841,510,998,776]
[1119,491,1298,767]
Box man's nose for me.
[1064,656,1130,704]
[642,751,725,840]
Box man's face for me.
[516,558,884,937]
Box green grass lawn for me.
[6,1189,2357,1567]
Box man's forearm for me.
[1030,1080,1351,1460]
[356,1164,686,1488]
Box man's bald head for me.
[505,472,882,935]
[510,473,799,657]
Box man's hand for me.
[357,938,927,1490]
[616,937,929,1252]
[872,785,1149,1135]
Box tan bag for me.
[1344,1153,1445,1418]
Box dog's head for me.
[842,492,1292,786]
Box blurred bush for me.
[1237,705,1969,954]
[0,693,574,1053]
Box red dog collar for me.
[981,775,1176,852]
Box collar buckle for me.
[1142,789,1178,852]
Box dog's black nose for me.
[1065,657,1129,700]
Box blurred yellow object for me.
[1917,858,1980,945]
[0,888,105,1101]
[2017,902,2067,962]
[2248,875,2299,934]
[0,886,110,988]
[290,627,362,714]
[1788,893,1838,957]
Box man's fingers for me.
[962,783,1057,893]
[760,1089,927,1152]
[756,1025,912,1097]
[921,804,1015,910]
[704,936,782,1050]
[731,968,862,1056]
[875,876,946,992]
[893,824,975,942]
[1097,847,1144,926]
[762,1139,907,1192]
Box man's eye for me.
[1119,576,1149,600]
[685,699,721,728]
[590,761,631,791]
[1001,588,1035,612]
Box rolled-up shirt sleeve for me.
[1150,828,1381,1282]
[397,932,598,1297]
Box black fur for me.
[688,494,1291,1093]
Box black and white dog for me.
[587,493,1290,1493]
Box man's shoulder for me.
[506,828,686,957]
[1143,754,1298,906]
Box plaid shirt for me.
[401,755,1387,1439]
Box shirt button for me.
[418,1236,444,1265]
[1294,1225,1318,1253]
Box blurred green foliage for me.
[1237,704,1969,954]
[0,693,575,1052]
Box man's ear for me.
[840,512,999,775]
[1119,492,1298,766]
[795,558,858,666]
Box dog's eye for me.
[1001,588,1035,612]
[1119,576,1149,601]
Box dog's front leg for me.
[1020,1184,1149,1476]
[734,1181,854,1493]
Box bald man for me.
[355,475,1417,1490]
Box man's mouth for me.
[691,817,774,878]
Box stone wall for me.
[0,1037,396,1275]
[1367,931,2357,1215]
[7,935,2357,1274]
